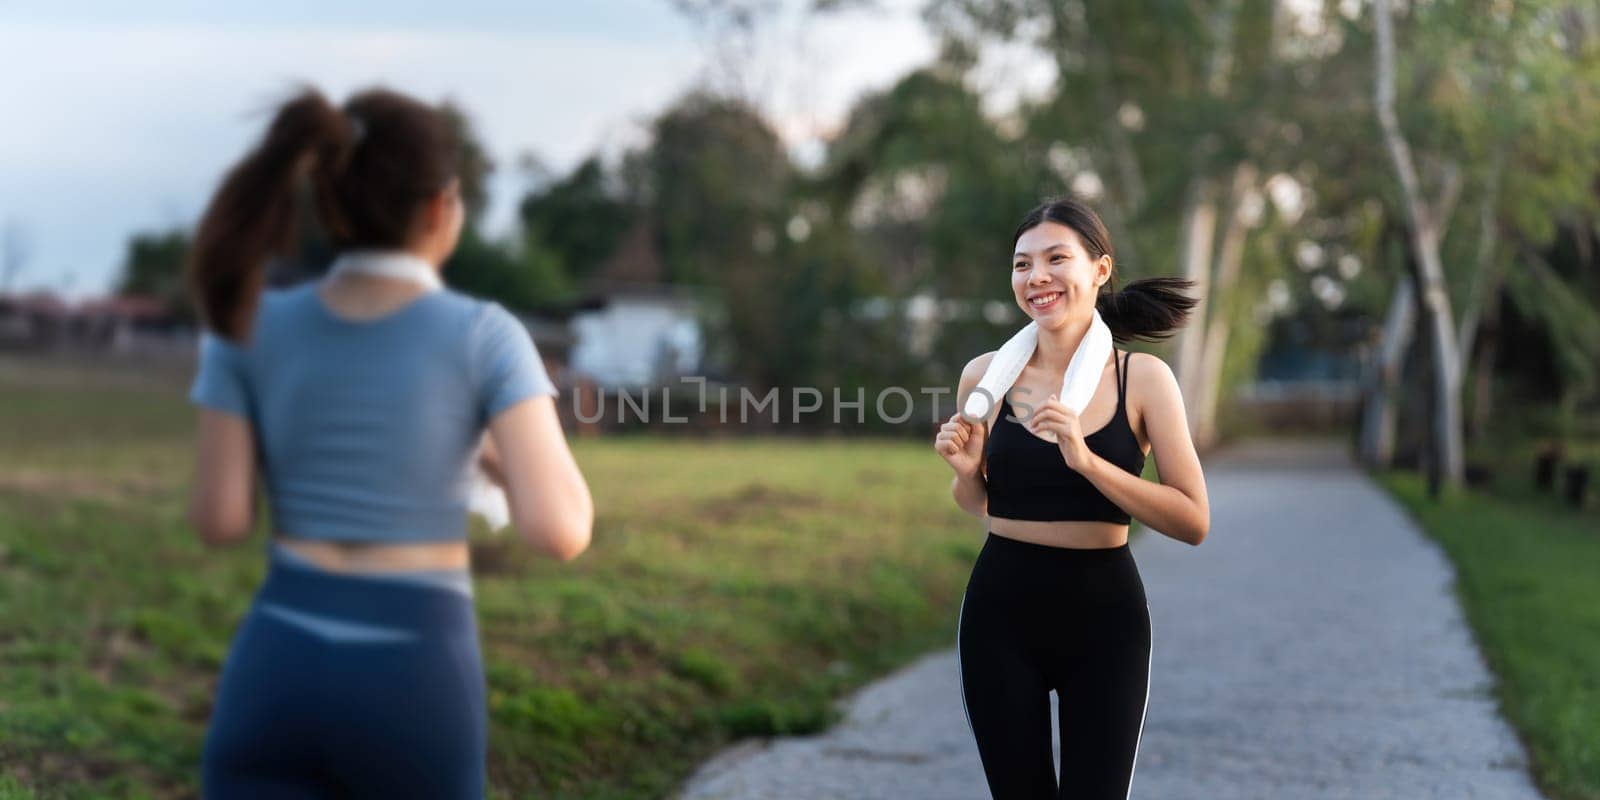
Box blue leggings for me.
[201,552,487,798]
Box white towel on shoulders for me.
[962,308,1114,443]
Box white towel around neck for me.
[326,250,443,290]
[962,308,1114,443]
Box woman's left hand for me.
[477,433,508,488]
[1025,393,1095,474]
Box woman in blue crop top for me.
[933,197,1210,799]
[185,86,593,798]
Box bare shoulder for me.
[960,350,998,385]
[1124,351,1180,411]
[1125,350,1176,383]
[956,351,999,423]
[958,350,999,398]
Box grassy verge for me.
[1377,470,1600,800]
[0,357,982,798]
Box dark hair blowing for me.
[186,85,459,341]
[1013,196,1199,343]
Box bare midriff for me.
[273,532,471,572]
[986,518,1130,549]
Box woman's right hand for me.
[935,412,986,479]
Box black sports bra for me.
[982,350,1146,524]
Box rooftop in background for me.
[579,219,686,301]
[0,291,173,320]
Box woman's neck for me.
[1031,314,1092,372]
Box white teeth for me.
[1030,293,1060,306]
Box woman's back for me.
[189,274,557,543]
[190,85,592,798]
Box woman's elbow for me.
[518,498,594,562]
[523,519,591,562]
[188,504,251,547]
[551,526,592,562]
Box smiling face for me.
[1011,220,1112,328]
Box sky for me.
[0,1,943,300]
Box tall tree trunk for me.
[1374,0,1464,491]
[1360,276,1415,466]
[1179,0,1247,447]
[1192,162,1259,450]
[1172,177,1219,436]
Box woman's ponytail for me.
[1096,276,1199,343]
[186,87,354,341]
[185,85,458,341]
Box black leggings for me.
[958,533,1152,799]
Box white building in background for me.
[570,287,703,390]
[569,221,707,391]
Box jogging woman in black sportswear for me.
[933,197,1210,799]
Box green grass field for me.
[1378,469,1600,800]
[0,357,983,799]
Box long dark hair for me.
[186,85,459,341]
[1012,196,1199,342]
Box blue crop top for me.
[187,276,558,543]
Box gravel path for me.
[676,438,1544,800]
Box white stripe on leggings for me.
[956,592,974,737]
[257,602,420,644]
[1125,603,1152,799]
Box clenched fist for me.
[935,411,987,479]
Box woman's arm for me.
[950,470,988,519]
[487,395,594,561]
[1078,353,1209,545]
[188,409,259,546]
[944,352,997,520]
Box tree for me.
[439,99,578,311]
[445,227,570,312]
[928,0,1303,449]
[815,63,1036,387]
[517,157,635,288]
[633,90,807,386]
[1373,0,1464,491]
[1352,0,1600,485]
[117,229,195,322]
